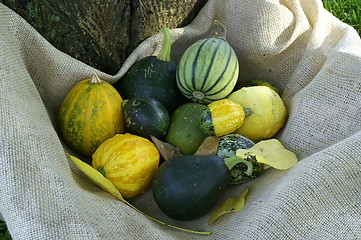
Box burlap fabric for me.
[1,0,360,239]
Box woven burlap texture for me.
[1,0,360,239]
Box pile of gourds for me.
[59,26,296,223]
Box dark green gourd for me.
[122,98,169,139]
[217,134,255,159]
[165,102,208,155]
[114,28,186,113]
[217,134,263,185]
[223,152,263,185]
[152,155,230,221]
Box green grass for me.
[323,0,361,35]
[0,221,11,240]
[0,1,360,239]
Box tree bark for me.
[1,0,208,74]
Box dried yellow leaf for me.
[150,136,182,161]
[208,188,248,225]
[68,153,212,235]
[236,139,298,170]
[194,136,221,155]
[68,153,125,202]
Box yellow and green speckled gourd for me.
[199,99,245,136]
[59,74,125,156]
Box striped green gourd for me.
[176,37,239,104]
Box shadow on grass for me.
[0,221,11,240]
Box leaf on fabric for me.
[150,136,182,161]
[236,139,298,170]
[67,153,126,202]
[194,136,221,155]
[68,153,212,235]
[208,188,248,226]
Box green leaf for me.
[208,188,248,225]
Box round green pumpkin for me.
[123,98,169,139]
[176,37,239,104]
[165,102,208,154]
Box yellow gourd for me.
[92,133,160,198]
[59,74,125,156]
[227,86,287,142]
[199,99,245,136]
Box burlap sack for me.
[1,0,360,239]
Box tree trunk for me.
[1,0,208,74]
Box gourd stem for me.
[212,20,227,39]
[243,107,253,117]
[224,155,254,176]
[97,166,106,177]
[192,91,205,100]
[90,73,102,84]
[157,27,172,62]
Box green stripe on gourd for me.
[176,37,239,104]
